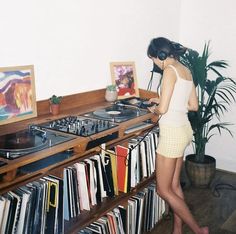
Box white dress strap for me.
[167,64,180,79]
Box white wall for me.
[0,0,181,100]
[1,0,236,172]
[179,0,236,172]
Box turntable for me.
[116,97,155,109]
[0,126,75,159]
[84,103,148,123]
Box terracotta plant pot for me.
[185,154,216,188]
[50,104,60,115]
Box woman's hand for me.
[148,97,160,104]
[148,105,156,113]
[147,104,159,115]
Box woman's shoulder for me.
[163,66,177,84]
[174,63,192,81]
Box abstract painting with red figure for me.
[110,62,139,99]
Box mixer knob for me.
[105,120,109,128]
[76,128,80,135]
[95,121,99,133]
[91,123,95,131]
[81,126,86,135]
[67,125,70,133]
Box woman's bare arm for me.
[188,84,198,111]
[148,67,176,115]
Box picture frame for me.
[110,61,139,99]
[0,65,37,125]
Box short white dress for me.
[157,65,194,158]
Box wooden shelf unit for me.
[0,88,159,233]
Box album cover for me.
[0,193,11,234]
[39,178,49,234]
[136,192,146,234]
[99,155,114,198]
[90,158,102,203]
[107,211,119,234]
[43,175,60,234]
[103,155,115,198]
[140,140,148,178]
[32,181,47,233]
[118,205,127,234]
[14,187,32,234]
[63,168,70,221]
[5,192,19,233]
[67,167,75,218]
[49,175,64,234]
[105,150,118,196]
[142,187,149,232]
[86,222,102,233]
[127,199,137,234]
[115,145,129,193]
[97,217,110,234]
[130,195,142,234]
[84,159,97,206]
[113,208,125,234]
[91,155,107,199]
[0,196,6,230]
[71,166,81,216]
[74,162,91,211]
[128,142,138,188]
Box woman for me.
[147,37,209,234]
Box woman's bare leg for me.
[156,154,209,234]
[171,157,184,234]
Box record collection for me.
[78,183,166,234]
[0,175,63,234]
[63,128,159,222]
[0,127,161,233]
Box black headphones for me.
[149,38,187,61]
[150,39,169,61]
[157,50,168,61]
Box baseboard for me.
[216,168,236,175]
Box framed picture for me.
[110,61,139,99]
[0,65,37,125]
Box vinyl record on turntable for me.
[0,130,48,159]
[93,105,137,121]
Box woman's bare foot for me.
[172,230,182,234]
[200,226,209,234]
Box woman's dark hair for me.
[147,37,187,60]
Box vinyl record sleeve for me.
[43,175,60,234]
[71,166,81,216]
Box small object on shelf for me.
[105,85,118,102]
[49,94,62,115]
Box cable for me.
[88,115,162,164]
[212,183,236,197]
[147,71,154,91]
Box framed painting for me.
[0,65,37,125]
[110,61,139,99]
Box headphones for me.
[157,50,168,61]
[150,38,187,61]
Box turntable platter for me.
[93,105,137,121]
[0,130,48,156]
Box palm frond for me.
[183,41,236,162]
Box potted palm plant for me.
[180,42,236,187]
[49,94,62,115]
